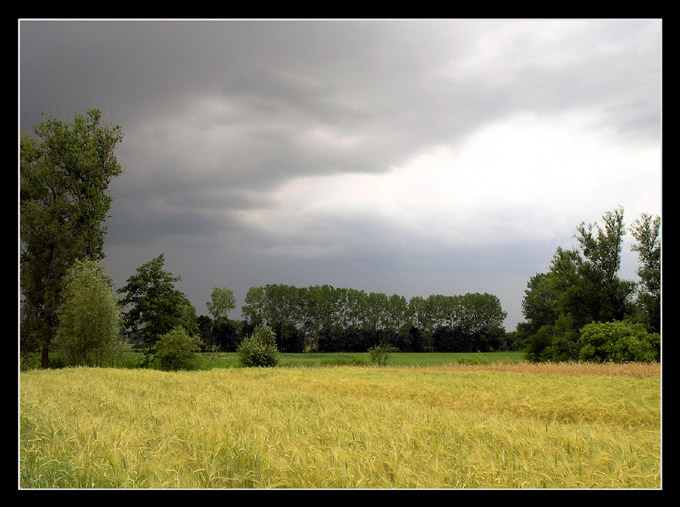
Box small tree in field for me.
[238,326,279,367]
[153,326,202,371]
[368,344,397,366]
[54,259,122,367]
[118,254,198,349]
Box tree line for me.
[236,284,508,353]
[115,255,510,355]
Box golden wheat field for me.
[19,362,661,489]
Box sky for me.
[19,18,662,330]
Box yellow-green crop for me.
[20,363,660,489]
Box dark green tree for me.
[523,245,623,362]
[20,109,123,368]
[118,254,198,349]
[578,320,659,363]
[521,273,558,336]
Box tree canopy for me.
[206,287,236,322]
[117,254,198,349]
[630,213,661,333]
[520,207,660,362]
[54,259,122,367]
[241,284,507,353]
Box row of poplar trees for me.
[240,285,508,353]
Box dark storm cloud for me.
[20,19,662,328]
[21,19,661,186]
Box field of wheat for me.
[19,363,661,489]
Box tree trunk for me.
[41,345,49,369]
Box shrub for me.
[368,345,397,366]
[238,326,279,367]
[319,355,368,367]
[153,326,202,371]
[457,352,489,365]
[578,320,659,363]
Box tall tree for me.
[630,213,661,332]
[576,207,626,287]
[521,273,558,336]
[242,286,267,327]
[575,207,635,323]
[118,254,198,349]
[20,109,123,367]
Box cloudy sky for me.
[19,19,662,330]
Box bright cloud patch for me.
[235,111,660,259]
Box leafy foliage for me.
[242,284,507,353]
[206,287,236,322]
[118,254,198,348]
[237,326,279,367]
[54,259,122,367]
[630,214,661,333]
[368,345,397,366]
[153,326,202,371]
[578,321,660,363]
[521,207,660,362]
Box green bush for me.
[368,345,397,366]
[238,326,279,367]
[319,355,368,367]
[578,320,659,363]
[457,352,489,365]
[153,326,202,371]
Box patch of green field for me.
[22,347,526,371]
[198,350,526,369]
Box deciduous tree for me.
[54,259,121,367]
[207,286,236,322]
[630,213,661,332]
[118,254,198,349]
[20,109,123,367]
[521,207,658,362]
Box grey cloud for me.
[22,19,661,184]
[106,198,233,247]
[602,99,661,142]
[21,19,661,328]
